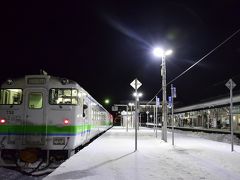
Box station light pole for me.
[130,78,142,152]
[153,47,172,142]
[133,92,143,130]
[146,111,149,127]
[128,102,134,128]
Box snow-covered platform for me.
[44,127,240,180]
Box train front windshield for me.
[0,89,22,105]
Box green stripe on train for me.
[0,124,92,134]
[0,122,111,134]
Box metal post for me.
[147,113,149,127]
[156,98,158,138]
[121,115,123,127]
[146,111,149,128]
[162,55,167,142]
[230,81,234,152]
[137,101,139,130]
[135,85,138,151]
[139,113,141,128]
[153,105,156,132]
[130,106,133,128]
[207,115,209,129]
[126,106,129,132]
[225,79,236,152]
[171,84,174,146]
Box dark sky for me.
[0,0,240,109]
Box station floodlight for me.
[153,47,164,57]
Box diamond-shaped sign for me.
[130,79,142,90]
[225,79,236,90]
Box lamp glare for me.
[153,47,164,57]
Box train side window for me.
[28,92,43,109]
[0,89,22,105]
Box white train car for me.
[0,72,113,167]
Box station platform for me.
[44,126,240,180]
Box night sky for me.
[0,0,240,109]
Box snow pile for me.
[170,128,240,145]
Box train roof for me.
[0,73,109,114]
[1,73,81,89]
[175,94,240,113]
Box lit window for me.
[49,88,78,105]
[28,92,43,109]
[0,89,22,105]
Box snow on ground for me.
[44,126,240,180]
[170,128,240,145]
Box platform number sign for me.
[168,96,172,108]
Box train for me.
[0,72,113,169]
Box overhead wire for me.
[146,28,240,105]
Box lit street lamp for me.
[133,92,143,99]
[153,47,173,142]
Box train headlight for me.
[0,118,6,124]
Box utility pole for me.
[152,47,172,142]
[156,97,160,138]
[162,55,167,142]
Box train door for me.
[83,97,91,142]
[23,88,47,145]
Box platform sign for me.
[130,79,142,90]
[130,78,142,151]
[112,106,118,111]
[173,87,177,98]
[168,96,172,108]
[225,78,237,152]
[156,97,160,106]
[225,79,236,90]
